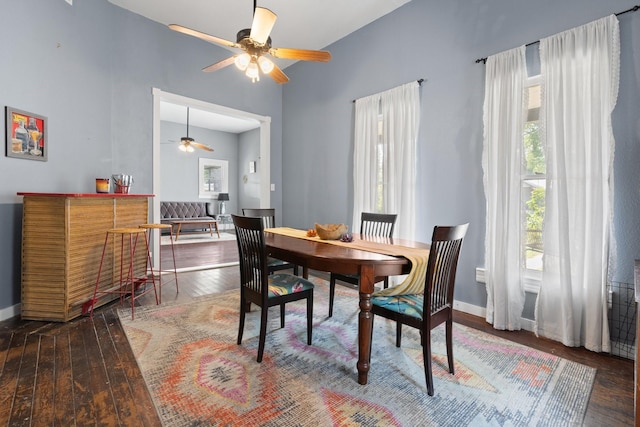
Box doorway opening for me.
[151,88,272,268]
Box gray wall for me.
[281,0,640,313]
[0,0,283,313]
[238,129,261,213]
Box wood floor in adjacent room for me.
[0,240,634,426]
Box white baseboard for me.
[453,299,485,318]
[453,299,536,333]
[0,303,20,322]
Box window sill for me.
[475,267,540,294]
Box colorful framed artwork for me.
[5,106,48,161]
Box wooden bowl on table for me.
[314,223,348,240]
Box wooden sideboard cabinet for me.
[18,193,153,322]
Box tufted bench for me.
[160,201,216,234]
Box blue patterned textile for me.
[372,294,424,319]
[268,274,314,298]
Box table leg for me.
[213,221,220,238]
[174,224,182,241]
[357,264,375,385]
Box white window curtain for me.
[535,15,619,352]
[353,81,420,240]
[482,46,527,330]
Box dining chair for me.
[370,223,468,396]
[242,208,300,276]
[328,212,397,317]
[232,214,314,363]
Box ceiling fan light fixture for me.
[234,53,251,71]
[168,1,330,85]
[246,60,260,82]
[257,55,274,74]
[178,143,187,152]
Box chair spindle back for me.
[233,215,269,300]
[242,208,276,229]
[360,212,397,237]
[425,224,468,316]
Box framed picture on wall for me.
[5,106,48,161]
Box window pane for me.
[524,121,544,175]
[204,165,222,192]
[523,84,544,271]
[523,179,545,271]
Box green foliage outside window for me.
[524,122,544,175]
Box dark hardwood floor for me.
[0,240,634,426]
[161,231,238,270]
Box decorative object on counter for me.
[306,228,317,237]
[112,174,133,194]
[218,192,229,214]
[95,178,110,193]
[339,232,354,242]
[314,223,348,240]
[5,106,47,161]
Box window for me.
[198,158,228,199]
[522,77,545,273]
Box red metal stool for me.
[139,223,178,304]
[88,228,158,320]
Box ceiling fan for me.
[172,107,214,152]
[168,0,331,84]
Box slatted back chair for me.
[232,214,314,363]
[328,212,397,317]
[370,223,468,395]
[242,208,299,276]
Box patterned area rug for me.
[119,278,595,426]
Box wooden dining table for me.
[265,230,430,385]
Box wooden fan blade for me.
[169,24,240,49]
[191,141,214,152]
[202,56,236,73]
[269,47,331,62]
[250,7,277,45]
[268,64,289,84]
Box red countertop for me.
[17,192,154,198]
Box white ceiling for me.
[160,101,261,134]
[112,0,411,133]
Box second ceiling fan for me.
[179,107,213,152]
[169,1,331,84]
